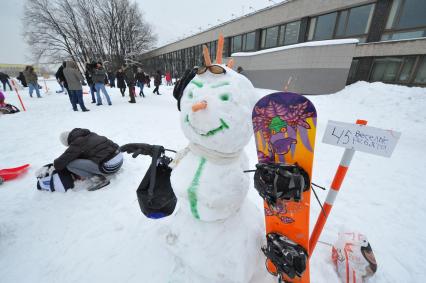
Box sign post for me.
[10,79,26,111]
[309,119,401,255]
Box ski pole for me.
[309,119,367,256]
[10,79,26,111]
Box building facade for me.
[141,0,426,88]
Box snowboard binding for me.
[262,233,308,280]
[254,163,310,207]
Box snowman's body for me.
[160,65,274,282]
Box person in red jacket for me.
[165,71,172,86]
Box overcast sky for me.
[0,0,278,64]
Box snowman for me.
[155,36,275,283]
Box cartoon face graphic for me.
[180,65,256,153]
[268,116,297,155]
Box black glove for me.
[120,143,164,158]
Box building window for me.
[313,12,337,40]
[262,26,279,48]
[232,35,242,53]
[383,0,426,41]
[370,57,403,82]
[347,59,359,84]
[367,56,425,84]
[244,32,256,51]
[415,57,426,84]
[309,4,374,41]
[284,21,300,45]
[345,4,374,36]
[262,21,300,49]
[399,57,416,81]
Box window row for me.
[382,0,426,41]
[231,32,256,53]
[308,3,375,42]
[260,21,301,49]
[348,55,426,85]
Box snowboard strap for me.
[263,233,308,280]
[254,163,310,207]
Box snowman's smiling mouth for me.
[185,115,229,137]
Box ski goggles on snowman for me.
[196,64,226,75]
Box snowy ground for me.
[0,79,425,283]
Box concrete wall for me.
[233,40,357,94]
[142,0,373,58]
[354,38,426,57]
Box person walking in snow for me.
[16,71,27,87]
[55,62,69,93]
[54,63,66,93]
[153,70,162,95]
[145,73,151,88]
[55,128,123,191]
[63,61,89,112]
[135,67,145,97]
[92,62,112,106]
[116,67,126,97]
[107,70,116,88]
[23,66,42,98]
[124,64,136,103]
[165,71,172,86]
[85,62,97,104]
[0,72,12,91]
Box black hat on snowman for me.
[172,34,235,111]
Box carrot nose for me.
[192,100,208,112]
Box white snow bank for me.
[232,39,359,57]
[0,80,425,283]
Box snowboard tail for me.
[252,92,317,282]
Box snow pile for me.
[0,80,425,282]
[232,38,359,57]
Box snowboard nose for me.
[192,100,207,112]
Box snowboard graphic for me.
[252,92,316,282]
[0,164,30,184]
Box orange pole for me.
[10,79,26,111]
[44,80,49,93]
[309,119,368,255]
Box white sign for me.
[322,120,401,157]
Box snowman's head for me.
[179,64,256,153]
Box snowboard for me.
[252,92,317,282]
[0,164,30,184]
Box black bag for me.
[136,146,177,219]
[36,164,75,192]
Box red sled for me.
[0,164,30,184]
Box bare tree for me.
[23,0,157,68]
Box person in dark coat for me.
[135,67,145,97]
[153,70,162,95]
[107,70,116,88]
[55,62,68,93]
[17,72,27,87]
[54,64,65,93]
[116,67,126,97]
[63,61,89,112]
[85,62,97,104]
[124,64,136,103]
[0,72,12,91]
[55,128,123,190]
[145,74,151,88]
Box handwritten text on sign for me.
[322,120,401,157]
